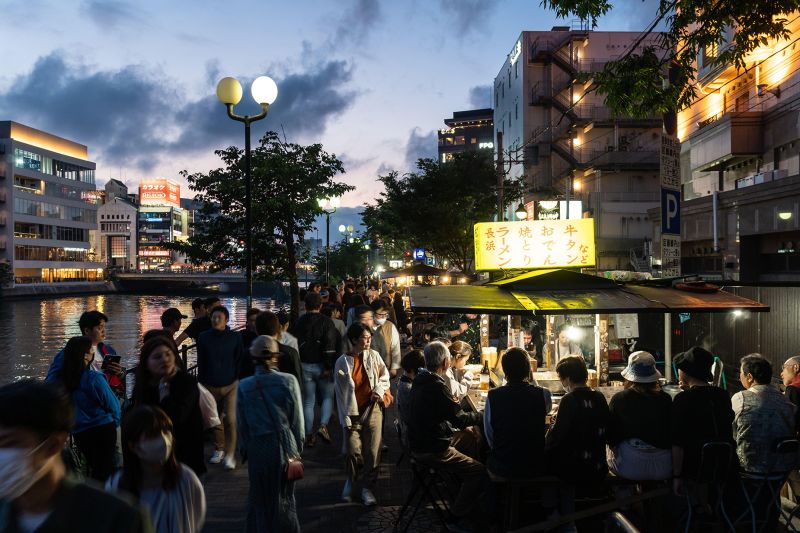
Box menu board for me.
[474,219,596,271]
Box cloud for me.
[81,0,144,29]
[0,52,357,173]
[332,0,383,46]
[600,0,668,31]
[437,0,500,35]
[404,128,438,169]
[468,85,492,108]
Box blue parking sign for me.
[661,188,681,235]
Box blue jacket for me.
[71,369,121,433]
[46,342,117,382]
[197,327,244,387]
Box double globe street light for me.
[216,76,278,309]
[318,197,341,285]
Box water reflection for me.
[0,295,279,386]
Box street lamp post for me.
[318,197,340,285]
[216,76,278,309]
[338,223,355,243]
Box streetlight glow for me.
[216,77,243,105]
[779,211,792,220]
[338,224,346,232]
[251,76,278,105]
[515,203,527,220]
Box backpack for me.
[298,315,324,361]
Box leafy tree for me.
[541,0,800,117]
[169,132,353,319]
[363,150,524,273]
[312,237,370,283]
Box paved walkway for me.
[202,402,438,533]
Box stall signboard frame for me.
[474,219,596,271]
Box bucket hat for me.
[674,346,714,383]
[621,351,661,383]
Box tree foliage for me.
[543,0,800,117]
[362,150,525,273]
[169,131,353,318]
[312,238,370,283]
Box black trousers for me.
[73,422,117,482]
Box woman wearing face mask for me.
[106,406,206,533]
[132,337,206,477]
[370,299,402,378]
[57,335,121,482]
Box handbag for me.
[197,383,222,430]
[255,376,304,481]
[62,434,89,480]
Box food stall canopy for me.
[381,263,448,279]
[408,269,769,315]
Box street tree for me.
[541,0,800,118]
[363,150,524,273]
[169,131,353,319]
[312,237,370,283]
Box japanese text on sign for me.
[139,178,181,209]
[660,134,681,190]
[474,219,596,271]
[661,235,681,277]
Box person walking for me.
[253,311,303,384]
[290,292,340,447]
[237,336,304,533]
[334,323,391,506]
[106,406,206,533]
[133,336,206,477]
[57,335,121,482]
[197,306,244,470]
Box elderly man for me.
[407,341,485,526]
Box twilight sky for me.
[0,0,656,218]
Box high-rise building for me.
[437,109,494,163]
[137,178,184,270]
[0,121,104,285]
[648,17,800,281]
[493,26,664,270]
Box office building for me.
[96,196,137,270]
[648,16,800,280]
[0,121,104,285]
[137,178,184,270]
[104,178,129,202]
[437,108,494,163]
[493,26,664,270]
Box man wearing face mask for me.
[0,380,150,533]
[370,300,401,378]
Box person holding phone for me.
[47,311,125,400]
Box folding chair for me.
[394,456,455,532]
[681,441,735,533]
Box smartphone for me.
[104,355,121,365]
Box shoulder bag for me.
[255,376,305,481]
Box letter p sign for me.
[661,188,681,235]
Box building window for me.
[14,149,42,171]
[14,245,88,262]
[454,136,465,145]
[471,138,477,144]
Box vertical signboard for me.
[139,178,181,209]
[660,133,681,277]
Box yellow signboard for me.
[474,219,596,271]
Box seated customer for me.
[545,356,610,487]
[397,350,425,426]
[408,341,485,525]
[485,348,551,479]
[732,354,795,474]
[671,347,735,495]
[446,341,473,401]
[607,351,672,480]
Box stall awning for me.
[381,263,448,279]
[408,270,769,315]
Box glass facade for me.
[14,148,94,184]
[13,223,88,242]
[15,245,90,262]
[14,198,96,223]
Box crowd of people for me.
[3,282,800,532]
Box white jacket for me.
[334,349,390,429]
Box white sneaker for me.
[209,450,225,464]
[361,488,377,506]
[223,456,236,470]
[341,479,353,502]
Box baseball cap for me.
[161,307,188,322]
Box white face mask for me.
[136,433,173,464]
[375,317,387,326]
[0,441,51,500]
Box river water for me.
[0,294,280,386]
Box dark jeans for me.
[73,422,117,482]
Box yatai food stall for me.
[407,218,769,406]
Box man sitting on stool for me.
[407,341,485,529]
